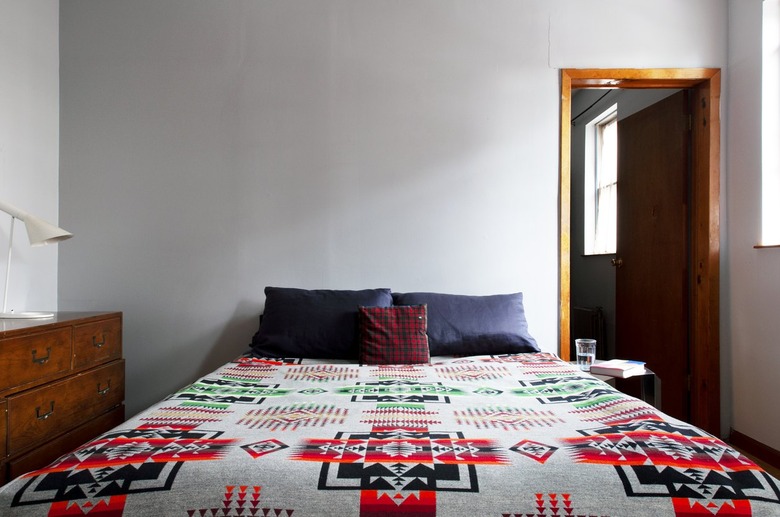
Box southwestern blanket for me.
[1,352,778,516]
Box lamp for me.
[0,199,72,319]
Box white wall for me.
[0,0,59,313]
[56,0,733,422]
[726,1,780,451]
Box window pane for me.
[594,113,617,254]
[594,181,617,253]
[599,118,618,187]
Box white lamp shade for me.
[23,214,73,246]
[0,199,72,245]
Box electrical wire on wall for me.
[571,90,614,126]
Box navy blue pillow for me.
[391,291,539,356]
[251,287,393,359]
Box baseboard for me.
[729,428,780,470]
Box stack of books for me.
[589,359,646,378]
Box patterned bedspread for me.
[1,352,778,516]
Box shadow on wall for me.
[197,300,263,378]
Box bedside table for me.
[574,361,662,410]
[0,312,125,485]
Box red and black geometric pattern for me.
[368,365,427,380]
[509,439,559,464]
[564,420,780,510]
[284,364,360,382]
[360,404,442,427]
[11,428,233,510]
[293,425,506,480]
[500,493,588,517]
[237,403,348,431]
[292,424,507,515]
[453,406,565,431]
[241,438,289,459]
[220,357,282,382]
[139,401,233,430]
[185,485,295,517]
[434,364,511,381]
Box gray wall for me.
[59,1,564,417]
[57,0,733,424]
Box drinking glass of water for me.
[575,339,597,371]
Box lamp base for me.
[0,311,54,319]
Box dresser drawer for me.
[73,316,122,369]
[0,328,71,392]
[7,405,125,480]
[7,360,125,454]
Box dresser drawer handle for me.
[31,347,52,364]
[36,401,55,420]
[97,380,111,396]
[92,335,106,348]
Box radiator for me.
[571,306,607,359]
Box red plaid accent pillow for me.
[358,305,430,365]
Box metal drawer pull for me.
[36,401,55,420]
[92,334,106,348]
[31,347,52,364]
[97,380,111,396]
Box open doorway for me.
[558,68,721,435]
[570,88,682,361]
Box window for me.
[763,0,780,245]
[584,104,618,255]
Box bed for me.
[1,288,778,516]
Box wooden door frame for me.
[559,68,721,434]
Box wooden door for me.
[615,90,690,421]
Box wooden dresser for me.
[0,312,125,485]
